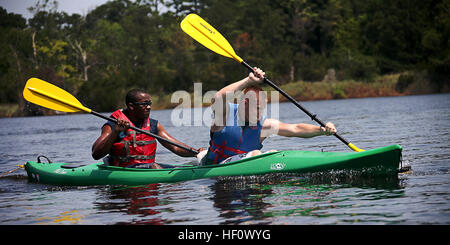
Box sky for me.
[0,0,112,19]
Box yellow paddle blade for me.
[23,78,91,113]
[181,13,243,63]
[348,143,365,152]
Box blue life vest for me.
[206,103,265,164]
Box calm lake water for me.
[0,93,449,225]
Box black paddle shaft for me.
[90,110,199,154]
[241,61,351,146]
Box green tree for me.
[0,7,33,114]
[1,0,448,117]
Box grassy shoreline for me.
[151,72,449,109]
[1,72,448,117]
[0,104,19,118]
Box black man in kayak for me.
[198,67,337,165]
[92,89,203,169]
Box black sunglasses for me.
[133,101,152,107]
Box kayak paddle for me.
[180,13,364,152]
[23,78,199,154]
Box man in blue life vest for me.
[199,67,337,165]
[92,89,203,169]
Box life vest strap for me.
[111,154,155,163]
[210,140,247,155]
[118,139,156,146]
[209,140,248,165]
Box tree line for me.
[1,0,448,115]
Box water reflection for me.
[89,172,406,225]
[211,178,275,225]
[95,184,164,225]
[35,210,84,225]
[209,173,405,225]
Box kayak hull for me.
[25,144,402,186]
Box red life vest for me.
[109,109,157,167]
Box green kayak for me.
[24,144,403,186]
